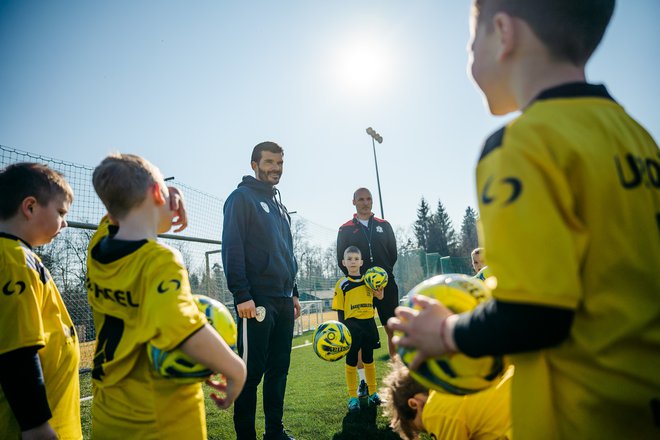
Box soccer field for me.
[79,327,404,439]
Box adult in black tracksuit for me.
[337,187,398,358]
[222,142,299,440]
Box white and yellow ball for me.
[148,294,237,383]
[313,320,352,362]
[364,266,388,291]
[398,274,505,395]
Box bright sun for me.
[331,34,395,96]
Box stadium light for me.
[365,127,385,218]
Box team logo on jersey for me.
[255,306,266,322]
[157,279,181,294]
[2,280,26,295]
[260,202,270,213]
[481,175,523,206]
[376,226,384,233]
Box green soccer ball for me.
[397,274,505,395]
[364,266,388,291]
[313,320,352,362]
[148,294,237,383]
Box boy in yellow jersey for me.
[381,360,512,440]
[470,248,492,282]
[0,163,82,440]
[390,1,660,438]
[87,153,246,439]
[332,246,384,413]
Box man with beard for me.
[222,141,300,440]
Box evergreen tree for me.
[433,200,457,256]
[414,197,432,251]
[459,206,479,257]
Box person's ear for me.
[21,197,37,218]
[407,397,420,411]
[251,161,258,173]
[151,183,166,206]
[493,12,516,61]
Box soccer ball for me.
[313,320,352,362]
[398,274,505,395]
[148,294,237,383]
[364,266,388,291]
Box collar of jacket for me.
[238,175,276,196]
[352,213,374,225]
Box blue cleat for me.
[368,392,382,406]
[348,397,360,413]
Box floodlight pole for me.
[366,127,385,219]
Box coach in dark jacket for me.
[337,187,398,358]
[222,141,299,440]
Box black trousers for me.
[233,296,294,440]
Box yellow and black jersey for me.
[423,366,512,440]
[0,233,81,440]
[332,275,375,320]
[476,83,660,439]
[86,217,207,439]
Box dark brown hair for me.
[0,162,73,219]
[474,0,615,65]
[251,141,284,164]
[380,360,429,440]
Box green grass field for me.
[79,327,407,439]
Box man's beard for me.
[257,167,281,184]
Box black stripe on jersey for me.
[479,126,506,163]
[533,82,614,103]
[339,277,364,293]
[91,236,148,264]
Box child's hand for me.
[206,374,242,410]
[168,186,188,232]
[373,289,384,300]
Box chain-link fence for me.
[2,144,473,374]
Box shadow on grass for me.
[331,404,399,440]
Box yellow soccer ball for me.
[398,274,505,395]
[148,294,237,383]
[313,320,352,362]
[364,266,388,291]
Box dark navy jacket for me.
[222,176,298,305]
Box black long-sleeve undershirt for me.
[454,299,575,357]
[0,346,52,430]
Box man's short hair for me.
[471,247,483,258]
[343,245,362,259]
[353,187,372,201]
[0,162,73,220]
[92,153,162,220]
[473,0,615,66]
[251,141,284,164]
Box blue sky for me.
[1,0,658,238]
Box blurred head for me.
[251,141,284,186]
[342,246,363,274]
[352,188,373,220]
[0,163,73,246]
[468,0,615,114]
[471,247,485,273]
[381,359,430,440]
[93,153,172,233]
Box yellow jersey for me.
[86,218,207,439]
[423,366,512,440]
[477,83,660,439]
[0,233,81,440]
[332,275,375,320]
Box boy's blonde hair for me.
[92,153,163,220]
[0,162,73,220]
[380,359,429,440]
[473,0,615,66]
